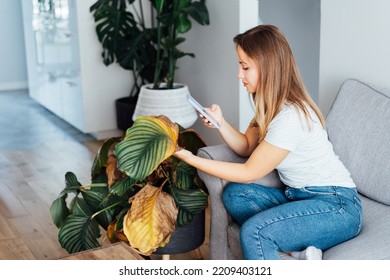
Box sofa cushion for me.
[227,223,242,259]
[326,79,390,205]
[323,195,390,260]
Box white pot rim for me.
[142,83,187,90]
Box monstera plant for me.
[90,0,210,92]
[50,115,208,255]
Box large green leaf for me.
[64,171,82,189]
[50,172,83,228]
[58,198,101,254]
[175,161,196,190]
[58,214,101,254]
[50,195,70,228]
[94,6,137,66]
[184,2,210,25]
[115,116,179,180]
[117,31,149,70]
[109,176,139,196]
[169,185,208,214]
[176,13,191,33]
[60,172,82,198]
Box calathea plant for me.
[50,115,208,255]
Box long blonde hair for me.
[233,25,325,141]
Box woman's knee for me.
[222,182,241,201]
[240,218,279,260]
[222,182,243,211]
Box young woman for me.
[174,24,362,260]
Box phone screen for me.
[187,95,220,129]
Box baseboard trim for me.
[90,129,123,140]
[0,81,28,92]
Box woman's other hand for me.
[173,148,194,163]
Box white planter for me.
[132,83,198,128]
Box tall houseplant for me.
[50,115,208,256]
[150,0,210,89]
[90,0,210,130]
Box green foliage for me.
[90,0,210,94]
[50,115,207,254]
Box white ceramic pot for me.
[132,83,198,128]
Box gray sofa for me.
[197,79,390,260]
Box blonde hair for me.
[234,25,325,141]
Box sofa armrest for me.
[197,145,243,259]
[197,144,284,259]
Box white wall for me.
[259,0,321,104]
[0,1,28,91]
[319,0,390,115]
[75,0,134,135]
[176,0,259,146]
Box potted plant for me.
[90,0,210,131]
[50,115,208,256]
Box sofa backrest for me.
[326,79,390,205]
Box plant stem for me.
[151,0,155,29]
[160,177,170,189]
[91,200,124,220]
[81,183,108,190]
[131,63,140,97]
[167,5,177,89]
[153,7,162,88]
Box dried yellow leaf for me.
[123,184,178,255]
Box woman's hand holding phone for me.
[187,95,222,129]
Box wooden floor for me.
[0,90,210,260]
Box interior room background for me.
[1,0,390,146]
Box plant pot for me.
[132,84,198,128]
[115,96,138,131]
[154,210,206,255]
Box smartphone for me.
[187,95,220,129]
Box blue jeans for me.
[222,183,363,260]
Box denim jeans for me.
[222,183,363,260]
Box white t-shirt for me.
[264,103,356,189]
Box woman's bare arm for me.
[174,140,289,183]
